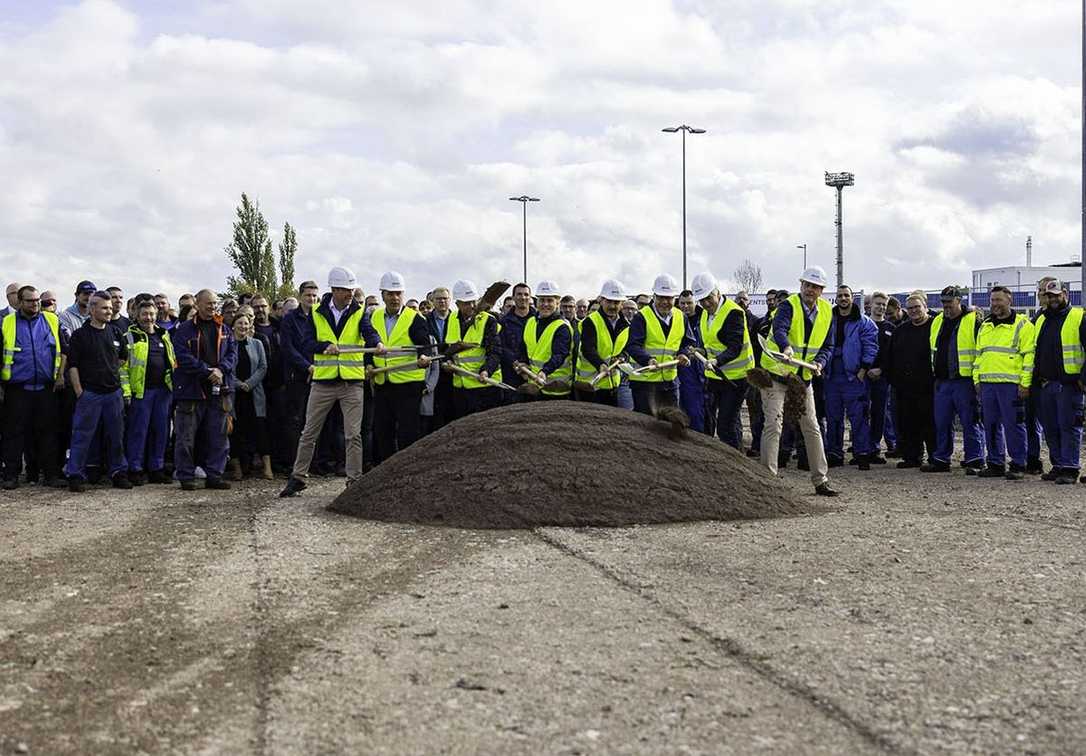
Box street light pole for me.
[662,124,706,288]
[509,195,540,283]
[797,243,807,269]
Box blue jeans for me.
[1037,381,1084,471]
[933,379,985,465]
[824,374,872,459]
[65,389,126,480]
[979,383,1026,467]
[126,387,172,472]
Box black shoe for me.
[68,478,85,493]
[797,457,810,471]
[86,466,102,485]
[777,453,791,470]
[45,477,67,489]
[815,483,839,497]
[977,464,1006,478]
[334,464,347,478]
[112,473,133,490]
[920,462,951,473]
[1,479,17,491]
[279,476,307,498]
[1005,464,1025,481]
[868,454,887,465]
[205,478,231,490]
[180,480,198,491]
[827,456,844,468]
[1025,459,1044,475]
[1041,468,1063,482]
[896,460,920,469]
[148,469,169,484]
[1055,472,1078,485]
[965,466,979,476]
[885,447,901,458]
[858,456,871,471]
[745,448,760,458]
[129,471,147,486]
[1081,475,1086,484]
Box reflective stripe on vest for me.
[371,307,424,384]
[574,310,629,390]
[975,314,1034,386]
[447,311,501,389]
[930,310,978,378]
[0,311,62,382]
[313,308,366,381]
[763,295,832,381]
[122,326,177,399]
[630,306,684,383]
[699,299,753,381]
[1035,307,1085,376]
[524,316,573,396]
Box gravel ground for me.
[1,457,1083,755]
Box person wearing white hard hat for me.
[758,266,838,496]
[423,286,455,433]
[691,273,754,449]
[360,271,434,464]
[279,267,368,497]
[499,283,536,399]
[574,279,630,406]
[441,279,503,417]
[515,280,573,400]
[625,274,695,416]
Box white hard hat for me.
[452,279,478,301]
[536,280,561,297]
[690,272,718,302]
[652,274,680,297]
[799,266,829,288]
[598,279,626,301]
[328,266,357,289]
[379,271,406,292]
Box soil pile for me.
[328,401,824,528]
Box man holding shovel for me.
[443,279,503,418]
[625,274,695,416]
[515,280,573,400]
[279,266,368,497]
[574,279,630,406]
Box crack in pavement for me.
[248,496,271,756]
[531,528,913,756]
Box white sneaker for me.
[195,466,207,480]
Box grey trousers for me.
[760,380,829,487]
[291,381,365,483]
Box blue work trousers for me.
[933,379,985,465]
[1025,389,1044,465]
[824,374,871,459]
[677,367,706,433]
[1037,381,1084,471]
[174,398,231,481]
[869,377,894,452]
[126,387,172,472]
[979,383,1026,467]
[66,389,126,480]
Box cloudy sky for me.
[0,0,1081,302]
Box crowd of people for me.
[1,261,1083,499]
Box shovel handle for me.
[632,358,681,375]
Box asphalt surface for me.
[1,461,1083,755]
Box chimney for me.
[1026,236,1032,268]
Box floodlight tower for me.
[509,195,540,284]
[824,171,855,287]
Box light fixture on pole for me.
[662,124,706,288]
[797,243,807,269]
[824,172,855,287]
[509,195,540,284]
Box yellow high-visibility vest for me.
[1034,307,1085,376]
[700,299,753,381]
[447,311,501,389]
[524,316,573,397]
[930,311,978,378]
[763,295,831,382]
[575,310,629,390]
[312,308,366,381]
[630,306,684,383]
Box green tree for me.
[224,193,278,299]
[277,222,297,299]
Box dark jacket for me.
[172,315,237,401]
[884,317,934,393]
[280,307,314,384]
[500,308,536,386]
[827,304,879,379]
[254,318,283,389]
[871,319,896,370]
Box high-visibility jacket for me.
[975,314,1035,387]
[371,306,425,385]
[447,311,501,389]
[1,310,61,382]
[121,326,177,399]
[630,306,684,383]
[312,308,366,381]
[524,316,573,397]
[1034,307,1085,376]
[763,295,831,381]
[930,311,978,378]
[700,300,753,381]
[575,310,629,390]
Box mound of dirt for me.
[328,401,824,529]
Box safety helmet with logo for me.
[652,274,680,297]
[598,279,626,302]
[328,266,357,289]
[379,271,406,292]
[799,266,829,288]
[536,280,561,297]
[452,279,478,302]
[690,272,718,302]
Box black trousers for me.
[373,382,423,465]
[452,386,499,418]
[3,385,60,481]
[362,381,375,469]
[428,373,455,434]
[575,387,618,406]
[284,380,343,472]
[894,388,936,464]
[263,385,288,467]
[232,391,270,463]
[631,381,678,416]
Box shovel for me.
[757,334,819,372]
[686,347,737,386]
[574,357,627,392]
[514,364,568,395]
[627,358,682,376]
[446,362,516,391]
[367,354,447,378]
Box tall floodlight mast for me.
[824,172,855,288]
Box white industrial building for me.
[971,263,1082,291]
